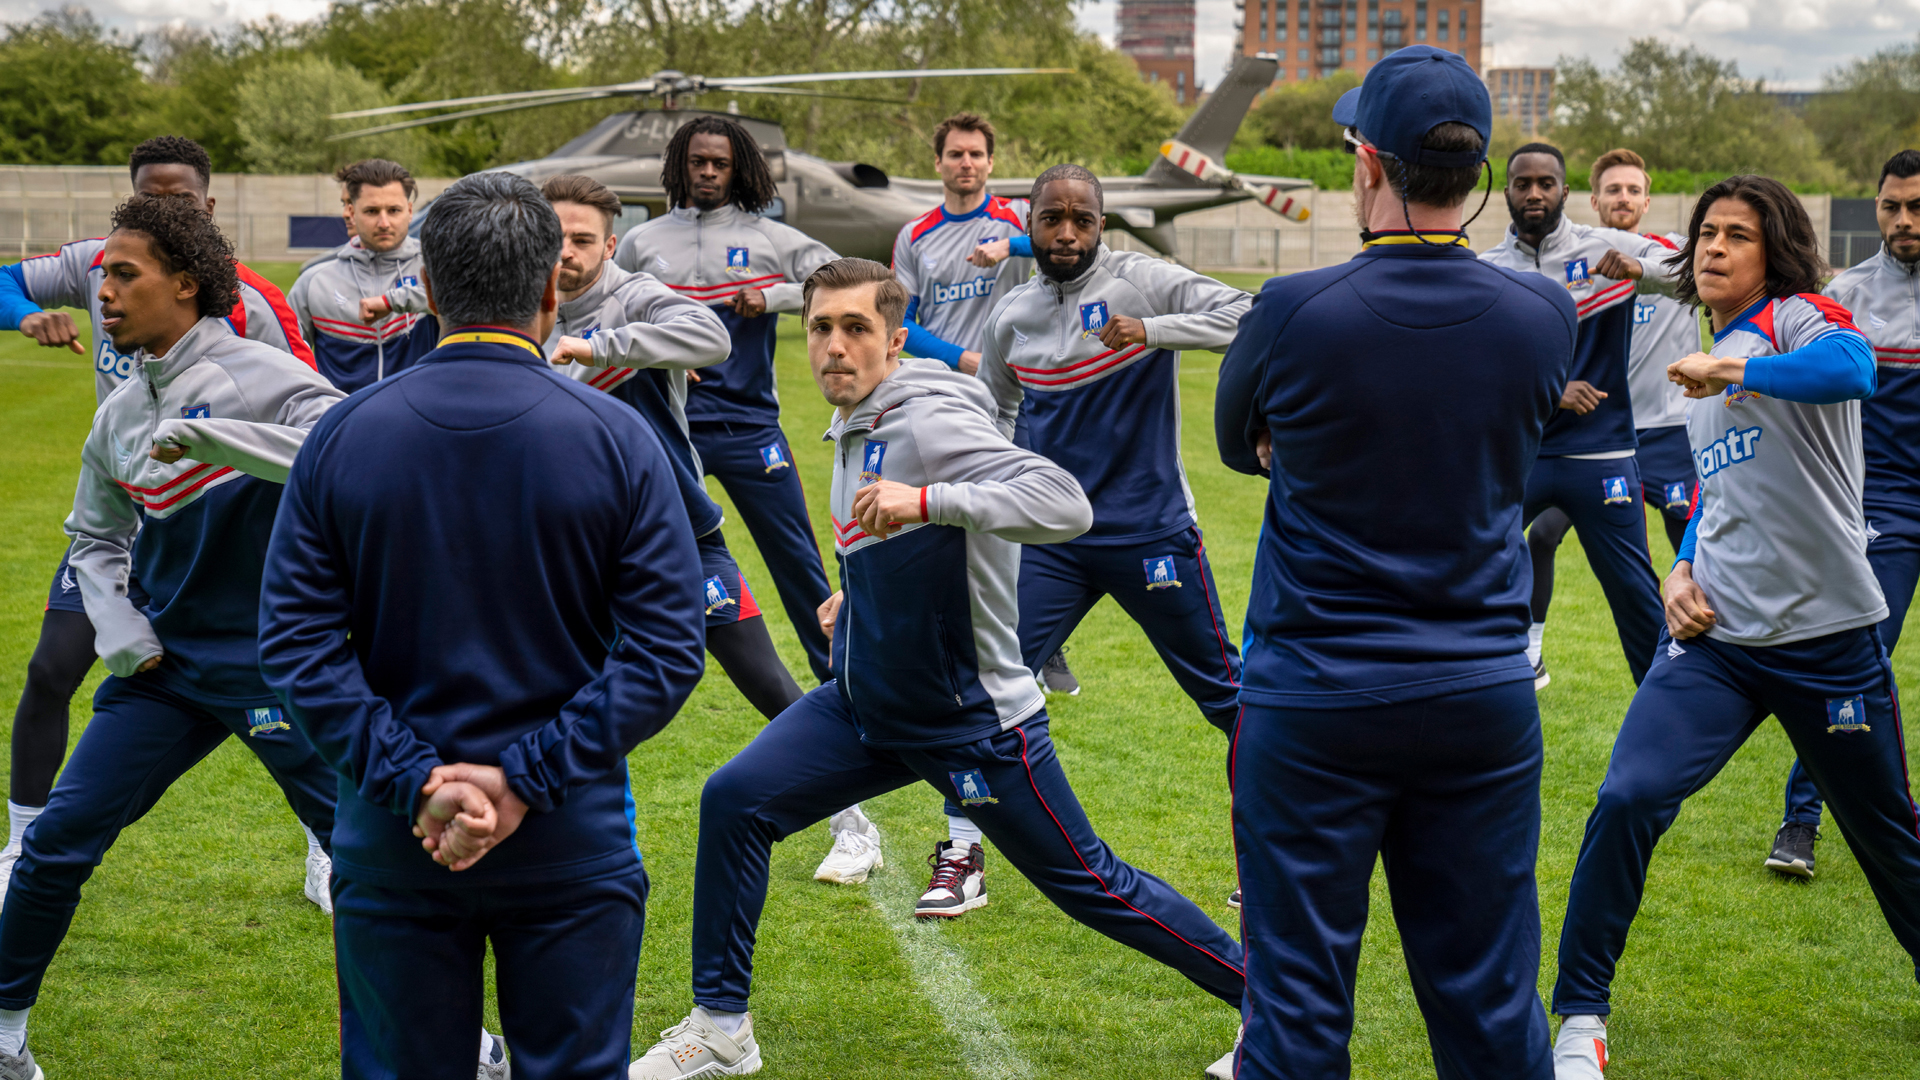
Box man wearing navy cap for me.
[1216,46,1570,1078]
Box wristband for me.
[919,486,929,522]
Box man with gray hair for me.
[259,171,708,1080]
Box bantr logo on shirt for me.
[1143,555,1182,590]
[859,440,887,484]
[1695,425,1763,479]
[760,442,790,473]
[702,575,736,615]
[96,342,135,380]
[248,706,290,735]
[726,247,751,274]
[1601,476,1631,505]
[1827,693,1870,733]
[1633,299,1656,325]
[931,277,996,305]
[1564,259,1591,290]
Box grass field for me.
[3,263,1920,1078]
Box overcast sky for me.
[6,0,1918,89]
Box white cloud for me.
[1686,1,1751,33]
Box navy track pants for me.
[689,685,1246,1013]
[0,674,337,1008]
[1523,454,1663,684]
[1783,501,1920,826]
[335,867,648,1080]
[690,421,833,684]
[1232,681,1551,1080]
[1554,626,1920,1016]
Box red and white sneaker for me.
[915,840,987,919]
[1553,1015,1607,1079]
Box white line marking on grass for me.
[0,358,83,369]
[867,831,1034,1080]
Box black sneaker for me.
[1041,649,1080,696]
[1533,655,1551,691]
[1227,889,1242,909]
[916,840,987,918]
[1765,821,1818,878]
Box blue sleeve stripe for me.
[1675,491,1701,566]
[0,264,43,330]
[1740,330,1875,404]
[1008,235,1033,259]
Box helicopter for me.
[329,53,1306,262]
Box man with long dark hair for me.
[1550,174,1920,1079]
[1768,148,1920,878]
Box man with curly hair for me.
[0,193,343,1080]
[0,136,326,921]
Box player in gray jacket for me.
[630,259,1242,1080]
[288,159,432,393]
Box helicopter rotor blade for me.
[331,83,655,121]
[722,86,912,105]
[327,90,624,141]
[710,66,1072,88]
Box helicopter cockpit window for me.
[763,197,786,221]
[612,202,650,237]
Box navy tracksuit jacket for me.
[1216,234,1574,1080]
[258,328,707,1080]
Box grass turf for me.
[1,263,1918,1078]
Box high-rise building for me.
[1486,67,1554,136]
[1235,0,1480,84]
[1121,0,1197,104]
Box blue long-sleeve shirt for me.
[903,235,1034,366]
[0,264,37,328]
[258,328,707,888]
[1216,237,1575,706]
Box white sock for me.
[947,815,983,849]
[0,1006,28,1057]
[1559,1013,1605,1037]
[301,823,324,859]
[1526,622,1546,667]
[708,1008,746,1036]
[479,1030,501,1063]
[5,802,42,853]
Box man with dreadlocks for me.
[1481,141,1681,690]
[974,163,1251,914]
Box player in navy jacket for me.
[1216,48,1569,1079]
[258,172,707,1080]
[630,259,1244,1080]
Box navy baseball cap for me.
[1331,46,1491,168]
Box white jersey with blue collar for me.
[891,195,1032,363]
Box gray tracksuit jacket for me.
[546,262,734,536]
[288,237,430,393]
[825,358,1091,748]
[1826,246,1920,509]
[976,245,1250,543]
[66,317,344,698]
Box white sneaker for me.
[629,1007,761,1078]
[1204,1024,1243,1078]
[478,1030,509,1079]
[813,807,883,885]
[1553,1015,1607,1079]
[304,847,333,915]
[0,846,20,914]
[0,1045,42,1080]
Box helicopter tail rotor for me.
[1159,139,1310,223]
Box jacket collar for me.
[427,325,548,365]
[137,317,224,388]
[1037,244,1111,301]
[669,204,747,227]
[823,357,983,440]
[336,235,420,266]
[1876,244,1920,278]
[1508,214,1574,259]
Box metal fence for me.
[1831,232,1882,269]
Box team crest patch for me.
[1144,555,1182,590]
[760,442,790,473]
[1601,476,1631,505]
[922,255,939,271]
[725,247,751,274]
[248,706,290,735]
[949,769,999,807]
[1664,482,1689,511]
[396,275,419,288]
[1723,384,1760,407]
[859,440,887,484]
[1079,300,1109,338]
[1826,693,1870,734]
[702,575,736,615]
[181,403,210,419]
[1564,258,1591,290]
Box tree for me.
[1249,70,1358,151]
[234,53,426,173]
[1552,39,1839,190]
[0,7,159,166]
[1806,38,1920,191]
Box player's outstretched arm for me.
[763,229,840,313]
[909,396,1093,544]
[259,437,448,824]
[1215,288,1279,477]
[578,281,731,371]
[1132,259,1253,351]
[65,453,162,676]
[148,357,346,482]
[495,419,708,814]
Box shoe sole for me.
[915,894,989,919]
[1764,856,1814,878]
[1226,894,1242,910]
[814,847,884,885]
[1533,670,1551,691]
[632,1048,762,1079]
